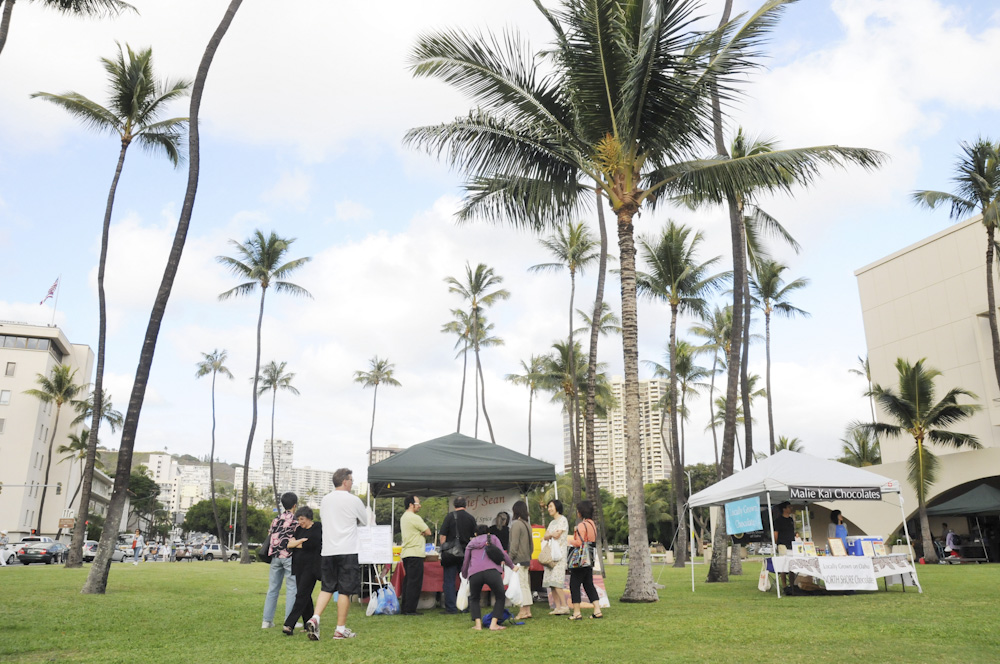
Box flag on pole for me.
[40,278,59,305]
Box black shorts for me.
[320,554,361,596]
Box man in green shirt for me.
[400,495,431,616]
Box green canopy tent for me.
[926,485,1000,562]
[367,432,556,498]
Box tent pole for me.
[977,516,988,561]
[897,493,922,593]
[766,490,780,599]
[686,471,695,592]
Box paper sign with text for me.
[818,556,878,591]
[725,497,763,535]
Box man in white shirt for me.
[305,468,368,641]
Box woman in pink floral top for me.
[262,492,299,629]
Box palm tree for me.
[838,425,881,467]
[848,355,878,440]
[540,340,614,441]
[530,221,600,501]
[442,308,503,433]
[913,139,1000,390]
[70,391,124,431]
[0,0,134,58]
[82,0,247,596]
[34,45,190,570]
[505,355,546,457]
[637,222,727,567]
[24,365,83,534]
[690,305,732,474]
[195,349,233,560]
[259,360,301,507]
[574,303,621,337]
[444,263,509,443]
[860,358,981,564]
[405,0,884,601]
[218,230,311,563]
[353,356,400,467]
[56,429,105,535]
[775,436,804,452]
[750,259,809,454]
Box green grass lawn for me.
[1,560,997,663]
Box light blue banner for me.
[725,497,762,535]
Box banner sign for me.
[725,497,763,535]
[789,486,881,501]
[461,490,520,526]
[817,556,879,591]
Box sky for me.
[2,0,999,484]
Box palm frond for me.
[29,92,121,134]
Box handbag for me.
[440,514,466,565]
[567,521,595,569]
[259,526,276,563]
[538,540,555,568]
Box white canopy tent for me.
[686,451,919,596]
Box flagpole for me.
[50,275,61,327]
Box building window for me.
[4,362,14,376]
[0,418,4,433]
[0,390,10,405]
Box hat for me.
[1,530,7,534]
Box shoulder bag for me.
[440,514,465,566]
[566,520,595,569]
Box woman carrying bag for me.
[461,525,518,631]
[566,500,603,621]
[510,500,534,620]
[542,499,569,615]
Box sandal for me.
[282,627,294,636]
[568,614,583,621]
[548,609,569,616]
[590,613,604,619]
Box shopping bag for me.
[374,584,400,615]
[550,541,563,562]
[456,574,470,611]
[504,566,522,605]
[758,561,772,592]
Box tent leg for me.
[977,516,989,561]
[767,491,780,599]
[897,494,922,593]
[687,471,695,592]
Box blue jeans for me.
[263,556,297,623]
[442,563,460,613]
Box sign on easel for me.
[358,525,393,564]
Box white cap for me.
[1,530,7,534]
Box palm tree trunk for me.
[708,353,719,477]
[209,370,227,562]
[0,0,15,57]
[473,325,480,437]
[527,388,534,457]
[477,353,497,444]
[765,311,776,455]
[68,141,129,568]
[740,240,752,469]
[616,204,657,602]
[586,187,610,553]
[708,193,744,584]
[270,389,279,510]
[456,340,468,432]
[368,383,379,463]
[669,305,687,569]
[985,226,1000,391]
[82,0,246,594]
[36,405,63,534]
[568,268,581,505]
[242,287,266,562]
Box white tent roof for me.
[688,451,901,507]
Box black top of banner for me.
[788,486,882,501]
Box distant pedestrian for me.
[0,530,9,567]
[283,506,323,635]
[305,468,368,641]
[262,492,299,629]
[400,495,431,616]
[131,529,145,566]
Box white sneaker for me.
[305,617,320,641]
[261,621,273,629]
[333,627,357,639]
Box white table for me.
[766,554,917,591]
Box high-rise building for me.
[234,439,337,508]
[0,322,94,540]
[369,446,401,466]
[564,376,670,496]
[261,438,294,492]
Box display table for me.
[390,558,450,597]
[766,554,917,591]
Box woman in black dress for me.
[283,506,323,635]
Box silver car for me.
[83,540,128,562]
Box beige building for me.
[0,322,93,540]
[564,376,670,496]
[853,214,1000,541]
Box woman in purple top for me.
[461,524,517,631]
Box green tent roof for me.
[926,484,1000,516]
[367,432,556,498]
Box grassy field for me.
[1,560,997,664]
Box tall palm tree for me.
[530,221,599,501]
[218,230,311,563]
[444,263,509,443]
[24,365,83,534]
[540,340,614,437]
[750,259,809,454]
[637,222,727,567]
[195,349,233,560]
[405,0,883,600]
[353,356,400,467]
[690,304,732,474]
[848,355,878,440]
[574,303,621,337]
[442,308,503,433]
[838,425,881,467]
[505,355,546,457]
[70,391,124,432]
[83,0,247,596]
[775,435,803,452]
[55,429,105,535]
[860,358,981,563]
[62,391,120,547]
[34,45,190,570]
[0,0,134,58]
[259,360,301,507]
[913,138,1000,390]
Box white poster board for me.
[461,491,521,526]
[817,556,878,591]
[358,525,393,564]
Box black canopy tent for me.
[367,432,556,498]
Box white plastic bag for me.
[758,561,772,592]
[504,566,522,605]
[551,541,564,562]
[456,574,470,611]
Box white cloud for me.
[261,170,312,209]
[332,200,374,223]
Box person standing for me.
[262,492,299,629]
[131,529,145,566]
[306,468,368,641]
[509,501,534,620]
[566,500,603,620]
[489,511,511,552]
[400,495,431,616]
[439,496,477,614]
[772,502,795,590]
[0,530,9,566]
[283,506,323,635]
[542,499,569,615]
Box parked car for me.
[82,540,128,563]
[17,541,69,564]
[18,536,55,544]
[193,543,238,561]
[1,542,17,565]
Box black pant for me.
[401,556,424,614]
[569,566,599,604]
[284,566,318,630]
[469,568,505,625]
